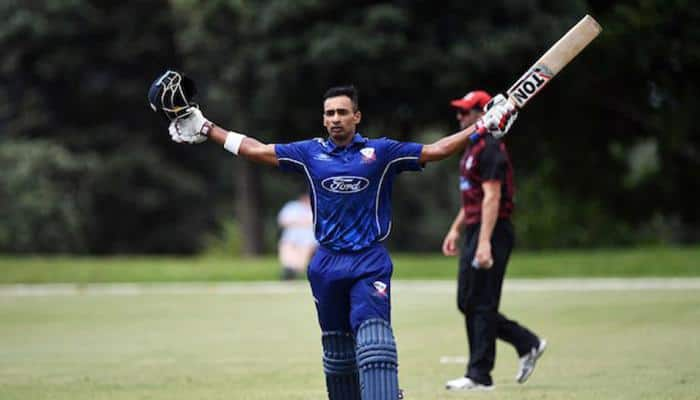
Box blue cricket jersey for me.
[275,133,423,252]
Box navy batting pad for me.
[322,331,360,400]
[355,319,399,400]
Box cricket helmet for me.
[148,70,198,121]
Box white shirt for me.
[277,200,316,246]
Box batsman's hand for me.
[478,94,518,139]
[441,229,460,257]
[168,107,210,144]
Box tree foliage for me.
[1,0,697,253]
[0,140,94,252]
[1,0,218,253]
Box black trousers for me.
[457,219,539,385]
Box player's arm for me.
[473,181,500,268]
[420,125,480,163]
[206,125,278,166]
[442,208,466,256]
[169,108,279,166]
[419,94,517,164]
[148,71,279,165]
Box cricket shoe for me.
[445,377,494,391]
[516,338,547,384]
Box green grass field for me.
[1,246,699,283]
[1,281,699,399]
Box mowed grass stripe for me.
[0,246,699,283]
[2,278,700,296]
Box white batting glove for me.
[168,107,210,144]
[479,94,518,139]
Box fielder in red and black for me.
[441,91,547,391]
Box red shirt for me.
[459,135,515,225]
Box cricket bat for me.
[506,15,602,109]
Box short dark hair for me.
[323,85,359,111]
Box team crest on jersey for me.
[360,147,376,163]
[373,281,388,297]
[466,156,474,170]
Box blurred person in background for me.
[441,90,547,391]
[277,193,317,280]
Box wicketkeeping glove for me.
[477,94,518,139]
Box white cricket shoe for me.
[516,338,547,384]
[445,377,494,391]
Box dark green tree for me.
[0,0,219,253]
[2,0,696,253]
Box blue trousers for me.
[308,243,392,333]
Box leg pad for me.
[322,331,360,400]
[355,319,399,399]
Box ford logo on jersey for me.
[321,176,370,193]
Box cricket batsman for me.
[148,71,517,399]
[442,90,546,391]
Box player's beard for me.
[328,126,353,145]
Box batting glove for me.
[478,94,518,139]
[168,107,212,144]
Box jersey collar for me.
[323,132,368,153]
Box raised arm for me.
[147,71,279,166]
[420,125,480,163]
[206,124,278,166]
[419,94,518,164]
[169,108,279,166]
